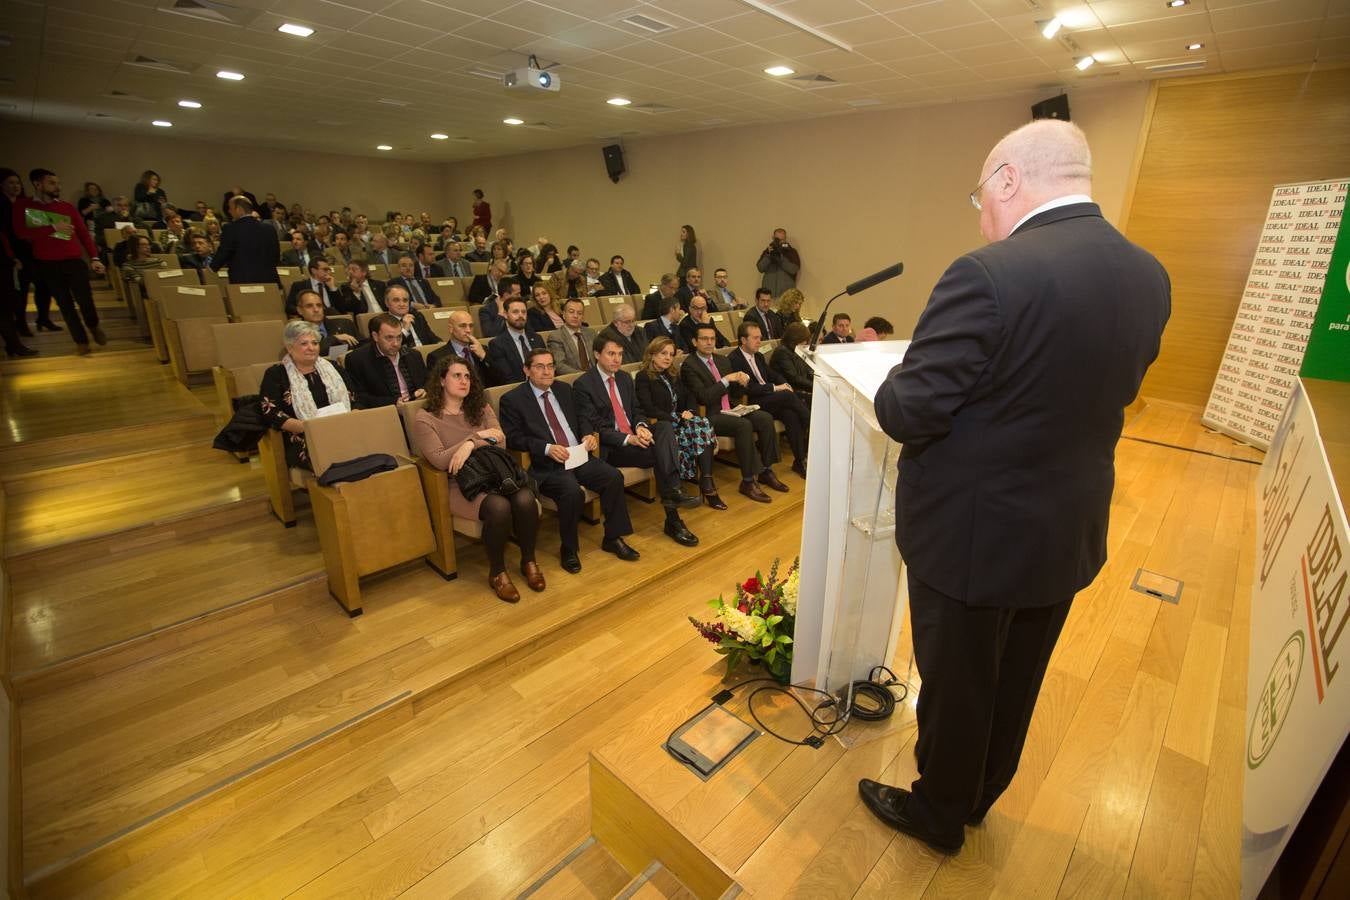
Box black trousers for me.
[755,391,810,461]
[37,258,99,344]
[709,409,778,479]
[905,572,1072,840]
[533,457,632,552]
[0,260,24,352]
[605,421,680,492]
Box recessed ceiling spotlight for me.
[152,119,173,127]
[177,99,201,108]
[1186,42,1204,50]
[216,70,244,81]
[1165,0,1188,7]
[376,144,392,150]
[1039,18,1062,39]
[430,132,448,140]
[1075,56,1096,70]
[503,117,524,125]
[764,65,795,77]
[607,97,632,106]
[277,23,314,37]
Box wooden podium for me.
[793,341,912,707]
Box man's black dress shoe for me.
[664,520,699,546]
[6,345,38,358]
[857,780,962,855]
[791,459,808,478]
[560,548,582,574]
[757,469,789,492]
[661,487,702,510]
[601,537,640,561]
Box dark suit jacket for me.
[317,315,360,356]
[478,297,508,338]
[343,342,429,407]
[599,269,640,296]
[177,252,213,272]
[742,306,784,341]
[634,370,697,423]
[574,367,650,462]
[280,248,321,269]
[680,351,746,411]
[339,278,388,315]
[484,328,544,386]
[526,307,564,335]
[600,324,647,365]
[821,332,854,345]
[641,291,675,321]
[468,273,503,304]
[286,278,354,316]
[500,380,587,471]
[873,203,1170,609]
[725,346,787,399]
[367,247,398,267]
[211,216,280,285]
[643,316,690,353]
[427,341,488,384]
[770,344,813,394]
[679,316,727,349]
[398,310,440,348]
[387,274,441,307]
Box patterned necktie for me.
[705,356,731,411]
[540,391,568,445]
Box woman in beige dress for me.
[413,356,543,603]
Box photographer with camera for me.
[755,227,800,300]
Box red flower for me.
[738,601,749,614]
[742,576,762,595]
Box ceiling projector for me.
[503,66,560,92]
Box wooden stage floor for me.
[1,289,1260,896]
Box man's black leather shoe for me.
[857,780,962,855]
[661,487,702,510]
[560,548,582,574]
[664,520,699,546]
[601,537,640,561]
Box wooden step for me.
[519,837,632,899]
[3,444,268,559]
[620,863,699,900]
[20,486,805,893]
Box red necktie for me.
[705,357,731,411]
[540,391,569,445]
[607,375,632,434]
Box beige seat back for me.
[212,321,285,369]
[232,361,275,397]
[430,277,467,305]
[708,311,735,343]
[595,295,628,324]
[423,307,457,341]
[469,261,489,276]
[225,283,284,322]
[303,405,410,478]
[275,266,301,282]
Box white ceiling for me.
[2,0,1347,161]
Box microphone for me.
[808,261,904,352]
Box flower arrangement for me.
[690,557,799,683]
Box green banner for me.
[1301,190,1350,382]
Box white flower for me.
[781,569,799,617]
[719,606,760,643]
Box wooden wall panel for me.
[1125,65,1350,408]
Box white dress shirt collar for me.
[1010,194,1093,236]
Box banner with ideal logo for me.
[1242,379,1350,897]
[1203,179,1348,450]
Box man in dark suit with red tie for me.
[499,346,639,575]
[861,120,1171,855]
[574,333,700,546]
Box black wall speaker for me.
[602,144,625,183]
[1031,94,1070,122]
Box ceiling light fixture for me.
[277,23,314,37]
[177,99,201,108]
[1075,56,1096,70]
[1165,0,1188,7]
[503,117,524,125]
[216,70,244,80]
[1039,18,1062,39]
[607,97,632,106]
[152,119,173,127]
[764,65,795,77]
[1186,42,1204,50]
[376,144,392,150]
[430,132,448,139]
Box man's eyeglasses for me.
[969,162,1008,211]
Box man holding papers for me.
[500,346,638,575]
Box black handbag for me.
[317,453,398,486]
[455,445,535,500]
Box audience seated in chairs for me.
[342,259,387,315]
[367,232,398,267]
[643,293,690,353]
[709,267,743,310]
[525,282,564,333]
[574,332,701,547]
[599,303,648,365]
[547,258,588,300]
[259,319,361,470]
[177,233,215,273]
[821,312,854,344]
[680,294,728,349]
[344,313,428,407]
[286,257,351,317]
[428,308,489,384]
[383,284,440,349]
[680,322,787,504]
[464,234,490,262]
[469,259,509,305]
[389,253,441,309]
[776,288,806,328]
[436,240,471,278]
[545,298,599,375]
[641,273,680,320]
[484,295,544,386]
[676,267,711,312]
[729,321,810,478]
[771,321,815,405]
[598,254,640,296]
[635,336,726,510]
[499,347,640,575]
[113,225,158,267]
[280,231,320,269]
[858,315,895,341]
[294,289,359,357]
[412,356,543,604]
[743,287,785,342]
[120,233,166,294]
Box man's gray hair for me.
[284,319,321,345]
[992,119,1092,189]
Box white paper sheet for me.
[564,444,588,470]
